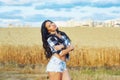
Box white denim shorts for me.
[46,56,67,72]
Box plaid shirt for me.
[47,34,71,59]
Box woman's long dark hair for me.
[41,20,70,59]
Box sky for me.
[0,0,120,27]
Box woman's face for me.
[45,21,57,33]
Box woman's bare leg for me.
[48,72,62,80]
[62,69,71,80]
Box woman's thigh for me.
[48,72,62,80]
[62,69,71,80]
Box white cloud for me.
[0,0,116,6]
[72,6,120,21]
[91,0,119,3]
[0,0,120,27]
[0,0,38,5]
[1,0,120,5]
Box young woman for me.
[41,20,74,80]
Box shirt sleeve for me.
[47,36,62,54]
[62,35,71,47]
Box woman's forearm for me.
[59,45,74,57]
[54,44,64,50]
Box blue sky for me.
[0,0,120,27]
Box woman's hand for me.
[67,45,74,51]
[54,44,65,50]
[59,44,74,57]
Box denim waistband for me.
[49,56,65,64]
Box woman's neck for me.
[50,31,57,35]
[50,31,61,38]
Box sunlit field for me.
[0,27,120,80]
[1,27,120,47]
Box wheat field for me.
[0,27,120,66]
[0,27,120,47]
[0,27,120,80]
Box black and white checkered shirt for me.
[47,34,71,57]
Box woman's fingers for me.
[68,45,74,51]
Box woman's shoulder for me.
[59,31,66,35]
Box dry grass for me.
[0,65,120,80]
[0,45,120,67]
[0,27,120,66]
[68,46,120,67]
[0,45,47,65]
[0,27,120,47]
[0,27,120,80]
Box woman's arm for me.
[54,44,64,50]
[47,36,66,54]
[59,44,74,57]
